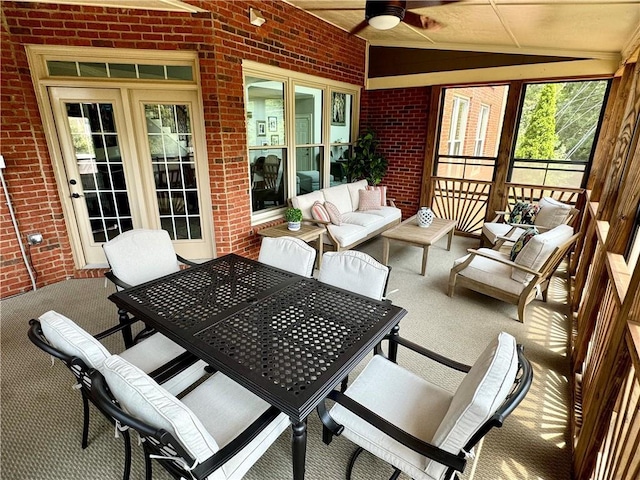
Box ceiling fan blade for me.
[406,0,460,8]
[307,7,363,11]
[349,19,369,35]
[403,11,442,30]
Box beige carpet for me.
[1,235,571,479]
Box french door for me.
[49,87,213,265]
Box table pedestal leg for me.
[388,324,400,362]
[118,308,134,348]
[447,227,454,250]
[317,233,324,269]
[291,420,307,480]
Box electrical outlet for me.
[27,233,43,245]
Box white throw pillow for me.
[512,224,574,283]
[39,310,111,370]
[102,355,219,464]
[534,197,572,228]
[426,332,518,479]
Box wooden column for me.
[485,81,523,220]
[420,86,441,207]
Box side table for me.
[258,223,326,268]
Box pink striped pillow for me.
[311,201,330,223]
[366,185,387,206]
[358,189,381,211]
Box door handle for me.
[71,192,83,198]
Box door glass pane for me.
[144,103,202,240]
[65,101,133,243]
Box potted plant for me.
[285,207,303,231]
[347,128,388,185]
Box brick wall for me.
[0,1,366,298]
[360,87,432,218]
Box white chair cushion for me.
[481,222,525,245]
[39,310,110,370]
[340,211,384,228]
[322,184,353,213]
[291,190,325,220]
[258,236,316,277]
[453,249,525,296]
[180,373,290,479]
[331,355,453,480]
[102,355,219,464]
[103,229,181,287]
[512,224,574,283]
[427,332,518,479]
[347,180,369,211]
[318,251,389,300]
[118,333,208,395]
[534,197,572,228]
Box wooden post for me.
[420,86,441,208]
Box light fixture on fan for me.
[366,1,405,30]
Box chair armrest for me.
[302,216,330,226]
[465,249,541,277]
[104,271,133,290]
[386,197,396,208]
[317,390,467,472]
[176,254,199,267]
[392,336,472,372]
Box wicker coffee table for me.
[382,215,457,276]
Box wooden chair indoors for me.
[449,224,580,323]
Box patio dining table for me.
[108,253,407,480]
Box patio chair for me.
[90,355,290,480]
[449,224,580,322]
[318,251,390,300]
[317,332,532,480]
[258,236,317,277]
[482,197,579,247]
[103,228,198,347]
[28,310,207,480]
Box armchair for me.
[102,228,198,347]
[317,332,532,480]
[28,311,207,480]
[450,224,579,322]
[90,355,290,480]
[482,196,579,247]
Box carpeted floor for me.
[1,235,572,479]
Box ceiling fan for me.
[308,1,459,36]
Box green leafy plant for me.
[347,129,388,185]
[285,207,302,223]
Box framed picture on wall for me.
[257,120,266,136]
[331,92,346,126]
[268,116,278,132]
[270,135,279,145]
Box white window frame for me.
[447,96,469,156]
[474,104,490,157]
[243,61,360,225]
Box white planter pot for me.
[288,221,301,231]
[417,207,434,228]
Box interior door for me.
[49,87,142,265]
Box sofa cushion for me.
[535,197,572,228]
[482,223,525,245]
[325,201,343,225]
[366,185,387,206]
[347,180,369,211]
[358,189,382,211]
[512,224,574,283]
[341,211,386,228]
[311,201,330,223]
[323,184,353,213]
[291,190,325,220]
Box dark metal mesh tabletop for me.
[116,255,296,330]
[195,279,397,397]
